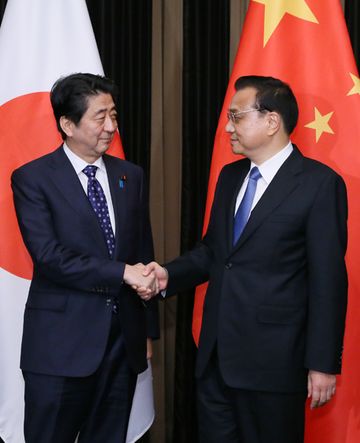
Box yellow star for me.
[253,0,318,46]
[305,107,334,142]
[347,73,360,96]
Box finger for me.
[310,389,321,409]
[319,388,328,406]
[141,265,151,277]
[326,386,335,401]
[150,277,159,294]
[142,262,157,277]
[307,375,312,398]
[140,294,151,301]
[146,338,153,359]
[311,398,320,409]
[137,287,150,297]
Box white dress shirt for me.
[234,142,294,216]
[63,143,116,233]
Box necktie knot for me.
[83,165,98,179]
[249,166,261,182]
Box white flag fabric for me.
[0,1,154,441]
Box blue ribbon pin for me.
[119,175,127,188]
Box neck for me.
[65,141,101,164]
[251,137,290,165]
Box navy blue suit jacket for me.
[166,146,348,393]
[12,146,159,377]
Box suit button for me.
[106,298,112,306]
[112,298,120,314]
[225,263,232,269]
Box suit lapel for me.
[230,147,303,254]
[47,147,110,254]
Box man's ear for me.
[59,116,74,137]
[267,112,281,135]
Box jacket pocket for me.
[26,291,68,312]
[257,305,304,325]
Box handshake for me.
[123,262,168,301]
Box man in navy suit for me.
[141,76,348,443]
[12,73,159,443]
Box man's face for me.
[225,87,269,160]
[63,92,118,163]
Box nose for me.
[225,119,235,133]
[104,114,117,132]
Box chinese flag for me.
[0,2,152,443]
[192,1,360,441]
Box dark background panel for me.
[174,1,230,442]
[85,0,152,176]
[345,0,360,68]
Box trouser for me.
[23,311,137,443]
[197,352,306,443]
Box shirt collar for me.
[63,143,106,175]
[251,142,293,184]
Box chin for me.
[98,144,111,153]
[231,145,244,155]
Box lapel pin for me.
[119,175,127,189]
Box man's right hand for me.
[123,263,158,297]
[136,261,169,300]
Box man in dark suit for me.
[140,76,348,443]
[11,73,159,443]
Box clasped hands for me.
[123,262,168,300]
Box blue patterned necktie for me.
[83,165,115,258]
[233,166,262,245]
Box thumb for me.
[142,262,155,277]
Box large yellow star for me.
[253,0,318,46]
[305,107,334,142]
[347,73,360,96]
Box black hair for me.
[50,73,118,140]
[234,75,298,135]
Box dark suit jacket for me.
[166,146,347,393]
[11,146,159,377]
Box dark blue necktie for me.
[83,165,115,258]
[233,166,262,245]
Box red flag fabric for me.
[193,1,360,441]
[0,1,153,442]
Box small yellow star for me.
[347,73,360,96]
[305,107,334,142]
[253,0,318,46]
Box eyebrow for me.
[93,106,117,116]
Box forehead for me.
[229,87,257,110]
[84,92,115,114]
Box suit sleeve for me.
[304,172,348,374]
[12,166,124,293]
[164,169,227,295]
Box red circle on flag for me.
[0,92,60,279]
[0,92,123,279]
